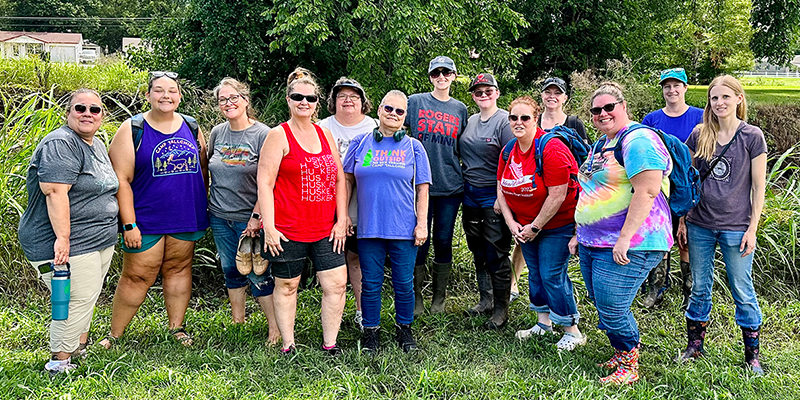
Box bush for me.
[751,104,800,166]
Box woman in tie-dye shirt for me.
[568,82,672,385]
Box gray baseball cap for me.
[428,56,457,73]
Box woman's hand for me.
[506,218,525,243]
[53,237,70,265]
[568,235,579,255]
[414,223,428,246]
[243,217,261,237]
[676,217,688,250]
[123,226,142,249]
[264,226,288,256]
[346,216,354,237]
[612,236,631,265]
[330,220,347,254]
[740,228,757,257]
[519,224,539,242]
[493,198,502,215]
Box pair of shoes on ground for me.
[236,233,268,275]
[515,323,587,351]
[361,324,419,355]
[278,343,342,357]
[44,355,77,374]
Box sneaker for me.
[44,356,77,374]
[515,323,553,340]
[71,341,89,359]
[395,324,418,353]
[361,326,380,355]
[556,332,587,351]
[321,343,342,357]
[354,310,364,332]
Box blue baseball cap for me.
[659,68,688,85]
[428,56,457,73]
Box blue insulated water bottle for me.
[51,263,71,321]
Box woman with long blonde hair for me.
[676,75,767,375]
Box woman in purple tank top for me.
[101,72,209,348]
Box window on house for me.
[26,43,43,55]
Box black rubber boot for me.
[676,318,707,362]
[742,326,764,375]
[643,256,670,308]
[396,323,419,353]
[680,260,692,311]
[485,285,510,330]
[413,263,427,316]
[430,261,451,314]
[466,269,493,317]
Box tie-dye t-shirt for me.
[575,123,673,251]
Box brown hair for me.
[695,75,748,162]
[508,95,541,117]
[147,73,181,93]
[286,67,321,117]
[67,88,103,116]
[326,77,373,115]
[213,77,256,119]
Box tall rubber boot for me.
[484,273,510,329]
[642,256,670,308]
[742,326,764,375]
[430,261,451,314]
[676,318,707,362]
[465,269,493,317]
[680,261,692,311]
[413,263,427,316]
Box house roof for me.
[0,31,83,44]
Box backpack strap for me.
[533,132,556,178]
[565,115,578,129]
[611,123,650,167]
[131,113,199,152]
[501,137,518,163]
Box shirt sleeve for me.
[541,139,574,187]
[342,133,364,174]
[413,139,432,184]
[37,139,82,185]
[621,128,669,178]
[642,112,655,127]
[497,144,508,181]
[745,124,767,159]
[498,119,514,147]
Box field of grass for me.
[687,77,800,107]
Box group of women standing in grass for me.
[18,58,766,384]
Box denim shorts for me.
[263,237,345,279]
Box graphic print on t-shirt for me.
[414,109,461,145]
[217,143,253,166]
[709,155,732,182]
[500,155,533,195]
[152,137,199,177]
[361,148,407,168]
[301,154,337,202]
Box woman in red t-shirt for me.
[257,68,348,356]
[496,96,586,351]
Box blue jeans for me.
[685,222,762,329]
[359,239,418,327]
[416,193,462,265]
[209,214,274,297]
[520,224,580,327]
[579,245,664,351]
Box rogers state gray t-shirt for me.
[685,121,767,231]
[404,92,468,196]
[460,109,514,187]
[207,121,270,222]
[18,126,120,261]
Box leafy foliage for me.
[750,0,800,65]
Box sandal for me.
[251,232,269,276]
[556,332,587,351]
[71,340,89,359]
[235,235,253,275]
[169,327,194,347]
[98,334,118,350]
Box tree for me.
[750,0,800,65]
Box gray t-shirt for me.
[685,121,767,231]
[207,121,270,222]
[18,126,120,261]
[404,92,468,196]
[460,109,514,187]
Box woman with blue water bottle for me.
[19,88,120,374]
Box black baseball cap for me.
[541,77,567,93]
[468,73,499,92]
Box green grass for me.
[687,85,800,107]
[2,261,799,399]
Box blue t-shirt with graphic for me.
[642,107,703,143]
[342,133,432,240]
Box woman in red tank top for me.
[257,68,348,355]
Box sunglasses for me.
[429,69,454,78]
[589,101,622,115]
[289,93,319,103]
[508,114,532,122]
[73,104,102,115]
[150,71,179,79]
[218,94,242,106]
[382,105,406,116]
[660,67,685,75]
[472,89,496,98]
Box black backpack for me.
[130,113,200,151]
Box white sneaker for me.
[556,332,587,351]
[515,323,553,340]
[44,357,77,374]
[354,311,364,332]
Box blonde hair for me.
[695,75,747,162]
[286,67,321,118]
[508,95,541,117]
[213,77,255,119]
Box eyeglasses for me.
[336,94,361,101]
[73,104,102,115]
[508,114,532,122]
[381,105,406,116]
[429,69,454,78]
[660,67,685,75]
[589,101,622,115]
[150,71,179,79]
[472,89,496,98]
[289,93,319,103]
[218,94,242,106]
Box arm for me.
[108,120,141,249]
[497,181,524,243]
[741,153,767,256]
[257,127,289,256]
[197,128,209,192]
[519,183,568,241]
[613,169,664,265]
[322,126,347,253]
[414,183,429,246]
[40,182,72,265]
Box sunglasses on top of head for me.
[289,93,319,103]
[508,114,532,122]
[589,101,622,115]
[381,105,405,116]
[150,71,179,79]
[73,104,102,115]
[429,69,454,78]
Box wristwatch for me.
[122,222,137,231]
[251,212,261,220]
[529,224,541,233]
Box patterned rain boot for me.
[676,318,707,362]
[599,345,640,385]
[598,348,623,369]
[742,326,764,376]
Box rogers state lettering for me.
[415,109,461,142]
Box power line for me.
[0,17,174,21]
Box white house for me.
[0,31,83,63]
